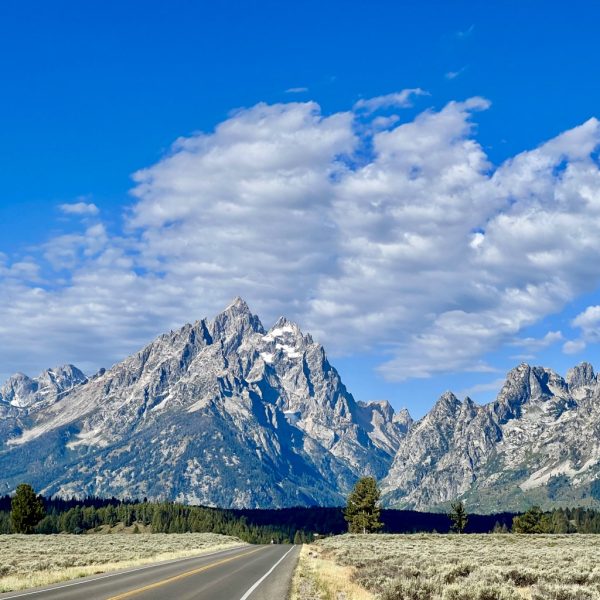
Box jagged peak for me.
[264,316,303,342]
[459,396,480,418]
[428,391,462,418]
[393,407,413,426]
[439,391,461,404]
[211,298,265,337]
[567,361,596,389]
[506,362,531,378]
[227,296,251,312]
[272,315,302,331]
[1,371,32,384]
[364,399,392,408]
[359,399,395,420]
[39,364,86,379]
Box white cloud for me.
[573,305,600,331]
[563,305,600,354]
[445,67,467,80]
[1,95,600,383]
[511,331,563,350]
[285,87,308,93]
[58,201,100,217]
[563,339,587,355]
[353,89,427,113]
[456,24,475,39]
[458,377,506,399]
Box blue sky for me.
[1,0,600,417]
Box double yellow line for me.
[107,546,265,599]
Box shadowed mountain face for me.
[0,298,406,507]
[1,299,599,511]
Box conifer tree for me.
[344,476,383,534]
[10,484,46,534]
[448,500,468,533]
[512,506,551,533]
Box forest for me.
[2,493,596,540]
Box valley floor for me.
[290,533,600,599]
[0,532,243,592]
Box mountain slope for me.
[2,299,600,511]
[382,362,600,511]
[0,298,405,506]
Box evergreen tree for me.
[448,501,468,533]
[344,476,383,534]
[512,506,550,533]
[551,509,571,533]
[10,484,46,534]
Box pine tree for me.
[512,506,550,533]
[344,476,383,534]
[448,501,468,533]
[10,484,46,534]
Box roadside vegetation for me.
[295,533,600,600]
[292,479,600,599]
[0,532,243,592]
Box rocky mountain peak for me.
[393,407,413,428]
[0,372,36,407]
[264,316,304,340]
[492,363,535,422]
[209,297,265,354]
[0,300,411,506]
[3,303,600,513]
[0,364,87,408]
[429,391,462,419]
[227,296,252,313]
[567,362,597,389]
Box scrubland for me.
[292,533,600,600]
[0,532,243,592]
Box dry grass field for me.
[291,533,600,600]
[0,532,244,592]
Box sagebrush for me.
[0,532,242,592]
[305,534,600,599]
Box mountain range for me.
[1,298,599,512]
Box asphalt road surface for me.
[0,544,300,600]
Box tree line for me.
[1,484,306,543]
[5,481,600,538]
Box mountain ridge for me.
[1,298,599,511]
[0,298,404,506]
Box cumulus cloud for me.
[563,339,587,355]
[58,201,100,216]
[1,93,600,383]
[511,331,563,350]
[573,305,600,332]
[563,305,600,354]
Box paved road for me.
[0,544,299,600]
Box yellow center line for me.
[106,546,266,600]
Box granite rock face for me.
[2,299,599,511]
[0,299,406,506]
[382,362,600,511]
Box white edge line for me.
[239,545,296,600]
[0,544,248,599]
